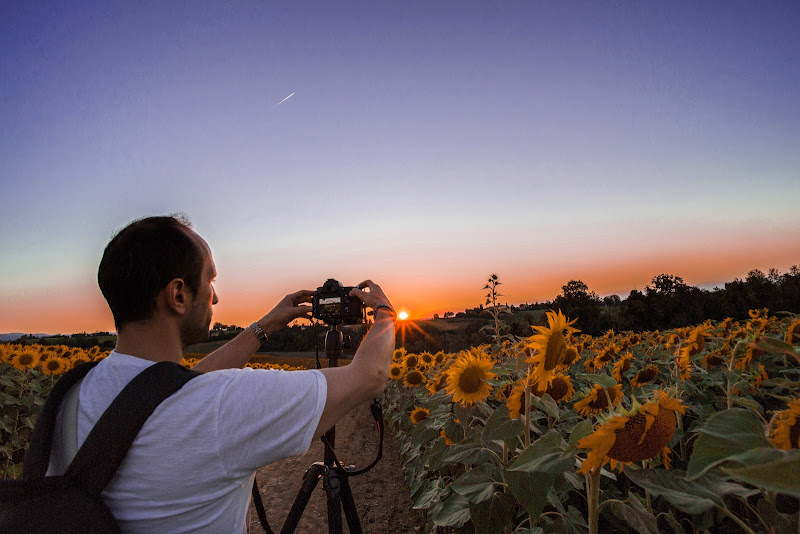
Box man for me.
[53,214,395,533]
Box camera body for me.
[312,279,365,325]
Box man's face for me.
[180,231,218,348]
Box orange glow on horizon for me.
[2,235,798,334]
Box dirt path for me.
[249,402,426,533]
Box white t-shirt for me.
[71,352,326,533]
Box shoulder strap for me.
[23,361,100,479]
[64,361,199,496]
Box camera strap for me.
[320,398,384,477]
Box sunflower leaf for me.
[608,492,659,534]
[720,448,800,497]
[504,468,554,520]
[624,469,724,514]
[430,491,471,527]
[506,430,574,473]
[529,393,559,420]
[482,404,524,444]
[575,373,617,389]
[412,478,446,510]
[470,492,516,534]
[450,463,500,503]
[568,418,595,448]
[686,408,771,480]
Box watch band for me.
[373,303,396,319]
[249,322,268,344]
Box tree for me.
[553,280,604,335]
[443,311,454,319]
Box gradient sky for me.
[2,1,799,334]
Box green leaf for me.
[441,440,493,466]
[626,469,740,515]
[752,336,800,358]
[576,372,617,389]
[686,408,770,479]
[413,478,446,510]
[607,492,659,534]
[504,468,554,521]
[507,430,574,473]
[568,418,594,448]
[721,448,800,497]
[451,464,499,504]
[482,404,524,444]
[658,511,687,534]
[470,492,516,534]
[431,491,471,527]
[529,393,559,420]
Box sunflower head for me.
[771,399,800,450]
[526,310,579,387]
[403,369,425,388]
[392,347,407,362]
[574,384,624,416]
[410,407,430,425]
[389,363,405,380]
[41,356,67,376]
[445,352,497,406]
[612,353,633,382]
[578,390,685,474]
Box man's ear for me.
[163,278,191,316]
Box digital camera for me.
[311,279,365,325]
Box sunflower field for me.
[0,344,304,478]
[383,309,800,533]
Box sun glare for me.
[398,311,409,321]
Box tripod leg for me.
[280,463,325,534]
[323,467,344,534]
[338,471,363,534]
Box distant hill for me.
[0,333,51,342]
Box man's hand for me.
[349,280,392,312]
[260,289,314,332]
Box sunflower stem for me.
[524,381,532,449]
[585,468,601,534]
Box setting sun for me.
[398,311,409,321]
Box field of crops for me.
[382,309,800,533]
[3,310,800,533]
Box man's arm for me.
[313,280,395,439]
[191,290,313,373]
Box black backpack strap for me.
[64,361,199,496]
[23,361,100,480]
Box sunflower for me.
[506,382,528,419]
[735,343,764,371]
[403,369,425,388]
[526,310,579,387]
[440,429,454,445]
[611,353,633,382]
[683,326,708,358]
[392,347,407,362]
[574,384,623,416]
[389,363,405,380]
[41,356,67,376]
[593,346,617,369]
[532,373,575,404]
[11,347,41,370]
[410,407,430,424]
[433,351,447,365]
[563,346,579,366]
[786,320,800,346]
[771,399,800,450]
[426,373,448,395]
[445,352,496,406]
[578,390,685,473]
[419,351,434,367]
[404,353,420,369]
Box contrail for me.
[273,92,295,108]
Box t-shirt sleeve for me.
[215,368,327,479]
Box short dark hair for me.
[98,214,204,330]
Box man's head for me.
[98,214,217,345]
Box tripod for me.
[252,324,366,534]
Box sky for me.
[1,1,799,334]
